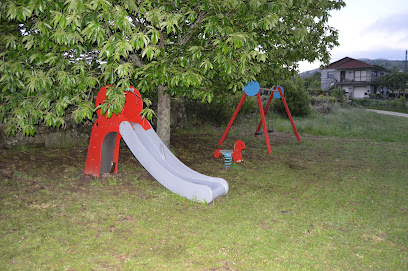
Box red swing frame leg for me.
[277,86,301,142]
[255,92,274,134]
[218,93,247,146]
[256,93,272,154]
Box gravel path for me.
[366,109,408,118]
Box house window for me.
[327,72,334,78]
[354,70,367,81]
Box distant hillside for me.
[299,68,321,78]
[359,59,406,71]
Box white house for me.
[321,57,386,99]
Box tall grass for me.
[272,105,408,143]
[351,97,408,114]
[1,105,408,270]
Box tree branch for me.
[178,11,207,46]
[129,53,145,67]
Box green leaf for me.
[72,101,94,124]
[141,46,159,61]
[150,29,159,45]
[4,35,17,49]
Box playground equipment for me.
[84,85,228,203]
[218,81,301,154]
[214,140,245,169]
[254,88,276,135]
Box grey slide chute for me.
[119,121,228,203]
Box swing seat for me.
[254,129,274,136]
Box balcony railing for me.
[329,77,379,89]
[339,77,378,83]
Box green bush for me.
[350,97,408,113]
[330,86,346,103]
[315,89,324,95]
[395,97,407,110]
[183,92,257,126]
[309,95,337,114]
[273,80,311,117]
[310,95,336,106]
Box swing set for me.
[218,81,301,154]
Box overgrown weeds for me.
[271,104,408,142]
[351,97,408,113]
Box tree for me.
[273,77,311,117]
[330,86,346,103]
[378,71,408,98]
[0,0,345,146]
[303,71,322,95]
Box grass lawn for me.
[1,106,408,270]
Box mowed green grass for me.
[273,105,408,143]
[1,107,408,270]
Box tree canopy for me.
[303,71,322,94]
[378,71,408,96]
[1,0,345,139]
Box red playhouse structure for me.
[218,81,301,154]
[83,85,151,176]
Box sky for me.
[298,0,408,72]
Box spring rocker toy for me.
[84,85,228,203]
[217,81,301,154]
[214,140,245,169]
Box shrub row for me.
[184,79,315,126]
[183,93,257,126]
[182,79,360,126]
[351,97,408,113]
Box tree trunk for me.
[157,85,171,148]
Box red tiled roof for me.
[325,57,384,70]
